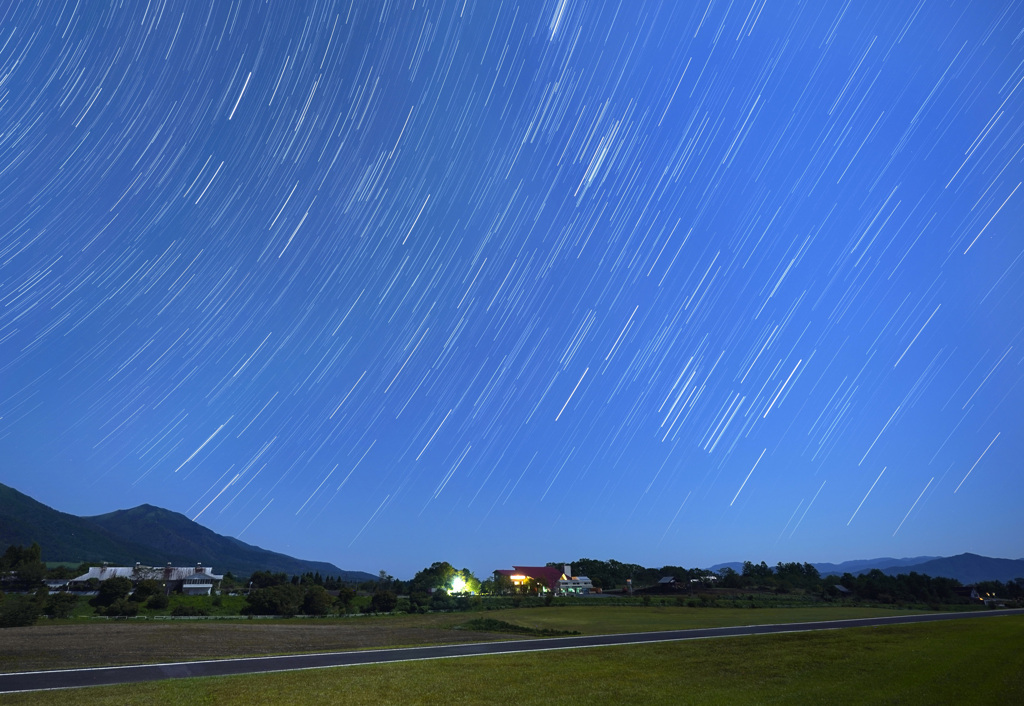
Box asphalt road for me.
[2,608,1021,694]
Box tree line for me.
[4,544,1023,627]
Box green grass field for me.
[3,614,1021,705]
[475,604,935,633]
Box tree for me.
[44,592,79,619]
[774,562,821,592]
[220,572,241,594]
[1,543,46,591]
[244,584,304,616]
[298,571,325,586]
[742,561,774,584]
[44,565,80,581]
[453,568,481,594]
[488,571,515,595]
[858,569,898,602]
[302,586,333,616]
[0,593,42,628]
[131,579,163,602]
[369,590,398,613]
[1,543,41,571]
[248,571,288,589]
[91,577,133,608]
[410,562,457,594]
[719,567,743,589]
[335,586,356,614]
[1008,579,1024,599]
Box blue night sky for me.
[1,1,1022,580]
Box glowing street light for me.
[451,576,467,593]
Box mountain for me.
[701,559,940,575]
[0,482,155,563]
[878,553,1024,584]
[812,556,941,576]
[707,561,746,574]
[0,482,374,582]
[709,554,1020,584]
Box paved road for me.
[2,609,1021,693]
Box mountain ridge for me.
[710,553,1024,584]
[0,482,374,581]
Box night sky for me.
[2,1,1022,579]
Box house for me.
[558,573,594,595]
[69,562,223,595]
[175,564,222,595]
[495,564,593,595]
[953,586,1005,607]
[687,575,718,589]
[648,576,681,593]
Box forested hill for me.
[0,482,374,581]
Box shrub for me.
[456,595,482,611]
[0,594,41,628]
[407,591,430,613]
[429,591,454,612]
[459,618,580,637]
[146,594,170,610]
[44,592,79,619]
[104,598,139,617]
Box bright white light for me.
[451,576,466,593]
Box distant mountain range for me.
[0,482,375,582]
[710,553,1024,584]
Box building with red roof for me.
[495,564,593,595]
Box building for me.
[558,573,594,595]
[495,564,593,595]
[69,562,223,595]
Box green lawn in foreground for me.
[5,615,1021,705]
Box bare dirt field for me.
[0,614,500,673]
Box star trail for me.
[1,1,1022,577]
